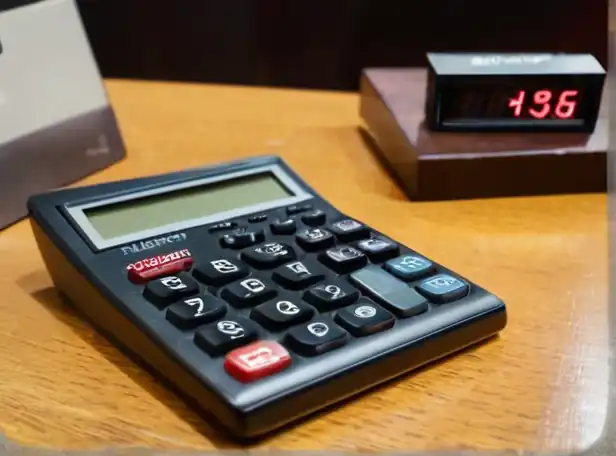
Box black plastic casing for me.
[424,52,606,133]
[27,155,507,439]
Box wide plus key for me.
[127,249,193,284]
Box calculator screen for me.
[83,173,292,241]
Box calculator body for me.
[28,155,507,439]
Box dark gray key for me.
[349,265,428,317]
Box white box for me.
[0,0,126,229]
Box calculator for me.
[28,155,507,439]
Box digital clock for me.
[425,53,606,132]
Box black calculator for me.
[28,155,507,439]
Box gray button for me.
[349,265,428,317]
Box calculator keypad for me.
[131,206,475,381]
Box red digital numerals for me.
[508,89,579,120]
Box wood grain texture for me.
[0,79,608,453]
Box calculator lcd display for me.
[83,173,292,240]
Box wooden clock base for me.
[359,68,608,200]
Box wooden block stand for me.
[359,68,608,200]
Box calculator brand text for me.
[126,248,191,271]
[120,233,187,255]
[470,54,552,67]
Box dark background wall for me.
[76,0,608,91]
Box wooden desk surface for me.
[0,80,608,453]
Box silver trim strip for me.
[65,164,313,250]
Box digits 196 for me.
[507,89,579,120]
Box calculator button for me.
[143,273,200,308]
[208,222,237,233]
[271,259,326,290]
[220,277,277,308]
[303,280,359,311]
[194,317,258,356]
[287,203,312,215]
[126,249,193,284]
[416,274,469,303]
[384,255,434,281]
[270,218,297,235]
[296,228,335,251]
[301,210,326,227]
[224,341,292,383]
[319,245,367,274]
[329,219,370,242]
[241,242,296,269]
[193,258,249,286]
[250,296,315,330]
[356,237,400,262]
[335,299,395,337]
[248,214,268,223]
[220,228,265,249]
[285,317,348,356]
[349,265,428,317]
[165,294,227,330]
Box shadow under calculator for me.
[16,272,500,448]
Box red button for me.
[224,341,292,383]
[126,249,193,284]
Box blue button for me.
[417,274,469,303]
[384,255,433,281]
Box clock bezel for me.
[424,53,606,133]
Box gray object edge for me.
[0,105,126,229]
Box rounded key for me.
[295,227,335,251]
[194,317,259,356]
[384,254,434,281]
[335,299,395,337]
[329,219,370,242]
[250,295,315,330]
[416,274,469,303]
[285,317,348,356]
[301,210,326,227]
[241,242,296,269]
[225,341,292,383]
[166,294,227,330]
[270,218,297,235]
[143,273,199,308]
